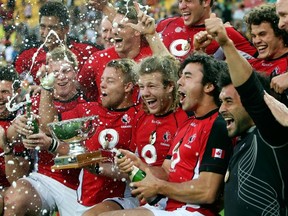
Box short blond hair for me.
[46,47,78,72]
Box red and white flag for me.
[212,148,225,159]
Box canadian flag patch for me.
[212,148,225,159]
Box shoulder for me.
[224,26,248,39]
[92,47,118,62]
[156,16,183,32]
[68,37,104,52]
[212,114,228,130]
[134,108,146,119]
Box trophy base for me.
[51,150,108,170]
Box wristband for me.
[40,84,54,92]
[3,148,13,156]
[94,163,102,175]
[48,138,59,153]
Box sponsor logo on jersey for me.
[184,134,196,149]
[121,114,132,128]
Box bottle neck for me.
[26,101,32,119]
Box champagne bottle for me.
[116,151,146,181]
[116,150,164,205]
[26,94,39,172]
[26,95,39,134]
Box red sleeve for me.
[70,41,102,70]
[226,27,257,57]
[14,48,47,85]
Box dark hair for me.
[47,47,78,72]
[0,66,20,90]
[244,4,288,46]
[39,1,70,27]
[200,0,214,7]
[106,58,137,84]
[179,52,221,106]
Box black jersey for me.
[224,72,288,216]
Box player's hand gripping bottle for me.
[116,149,164,205]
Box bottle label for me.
[129,166,140,180]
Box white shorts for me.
[104,196,140,209]
[103,183,140,209]
[76,182,139,215]
[75,204,94,216]
[25,172,81,216]
[143,205,205,216]
[104,183,167,210]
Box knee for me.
[4,180,35,210]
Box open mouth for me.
[146,99,157,107]
[114,38,123,43]
[178,91,186,103]
[224,117,234,128]
[101,92,108,97]
[57,82,68,87]
[182,12,191,20]
[256,45,267,53]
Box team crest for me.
[188,134,196,144]
[163,131,171,143]
[121,114,131,125]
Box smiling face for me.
[139,72,174,115]
[100,66,130,109]
[48,60,77,101]
[178,0,210,26]
[177,62,205,112]
[0,80,13,118]
[111,14,140,57]
[101,17,113,49]
[251,22,285,59]
[39,16,69,51]
[276,0,288,33]
[219,84,254,138]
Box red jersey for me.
[248,53,288,76]
[14,38,102,84]
[31,92,87,189]
[156,17,256,61]
[166,110,232,215]
[130,108,187,166]
[61,102,140,206]
[78,43,152,101]
[0,119,12,188]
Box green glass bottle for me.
[26,99,39,134]
[116,150,164,205]
[117,151,146,182]
[26,94,40,172]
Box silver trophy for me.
[48,116,105,169]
